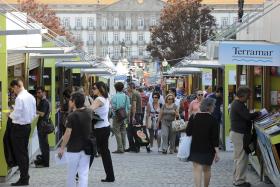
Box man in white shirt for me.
[9,79,36,186]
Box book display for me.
[254,113,280,186]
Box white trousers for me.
[67,151,90,187]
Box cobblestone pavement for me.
[1,137,275,187]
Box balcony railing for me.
[87,26,96,30]
[87,40,95,46]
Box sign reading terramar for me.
[219,41,280,67]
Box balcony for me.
[113,41,120,45]
[138,25,144,30]
[64,25,71,30]
[74,26,83,30]
[125,40,132,45]
[87,40,95,46]
[101,26,107,30]
[100,41,109,45]
[113,26,119,30]
[125,26,131,30]
[138,40,145,45]
[87,26,96,31]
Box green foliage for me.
[147,0,216,66]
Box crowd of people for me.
[5,78,259,187]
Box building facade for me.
[2,0,264,62]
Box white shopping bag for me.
[177,136,192,162]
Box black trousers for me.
[127,113,142,151]
[10,123,31,179]
[91,126,115,180]
[37,122,50,166]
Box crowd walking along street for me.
[1,0,280,187]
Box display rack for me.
[254,113,280,187]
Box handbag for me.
[41,118,55,134]
[172,119,187,132]
[133,126,150,146]
[83,133,97,156]
[115,95,128,121]
[177,134,192,162]
[243,129,257,154]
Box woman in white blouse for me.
[90,81,115,182]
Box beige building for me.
[1,0,264,62]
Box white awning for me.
[55,61,96,68]
[7,46,75,54]
[167,67,202,75]
[180,60,223,68]
[81,68,115,75]
[30,53,79,59]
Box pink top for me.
[188,99,201,117]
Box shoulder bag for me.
[115,94,128,122]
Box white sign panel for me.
[219,42,280,67]
[202,71,212,86]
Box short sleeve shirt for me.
[37,98,50,123]
[66,108,93,152]
[131,91,142,114]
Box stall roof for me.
[55,61,95,68]
[180,60,223,68]
[81,68,115,75]
[0,28,48,35]
[30,53,79,59]
[167,67,202,75]
[7,46,75,54]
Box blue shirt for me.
[111,92,130,116]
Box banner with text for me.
[219,42,280,67]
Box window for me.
[125,32,131,41]
[88,47,94,54]
[76,17,82,28]
[138,17,144,28]
[102,47,108,57]
[114,32,119,42]
[138,47,144,56]
[126,18,131,28]
[233,17,238,23]
[88,33,94,41]
[102,32,107,42]
[88,17,94,28]
[113,17,119,28]
[63,17,70,28]
[151,17,156,26]
[127,47,132,57]
[101,17,107,28]
[221,17,229,27]
[75,33,81,41]
[138,33,144,41]
[113,47,119,57]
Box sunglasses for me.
[197,94,203,96]
[153,97,159,99]
[92,87,97,90]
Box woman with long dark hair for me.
[90,81,115,182]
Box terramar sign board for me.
[219,41,280,67]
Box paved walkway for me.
[1,137,275,187]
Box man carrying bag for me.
[34,86,51,168]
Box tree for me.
[19,0,82,48]
[147,0,216,66]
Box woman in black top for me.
[186,98,220,187]
[58,92,93,187]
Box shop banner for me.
[219,41,280,67]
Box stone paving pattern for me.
[0,137,275,187]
